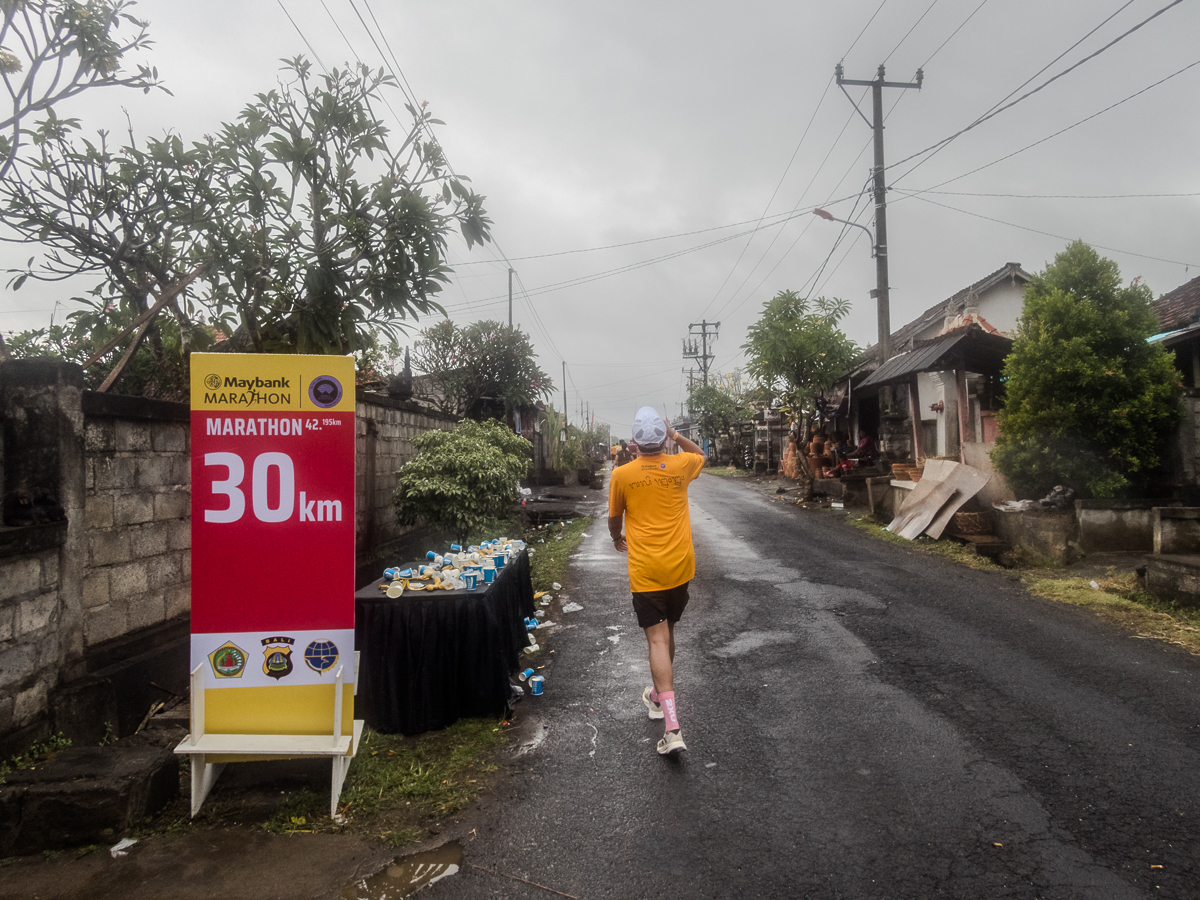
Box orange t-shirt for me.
[608,451,706,592]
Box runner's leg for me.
[645,619,673,695]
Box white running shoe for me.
[642,686,664,720]
[657,729,686,756]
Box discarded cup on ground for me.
[527,633,538,646]
[529,675,545,696]
[552,582,562,590]
[519,667,535,681]
[524,643,539,654]
[524,617,537,631]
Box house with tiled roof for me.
[837,262,1031,464]
[1151,274,1200,495]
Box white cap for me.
[631,406,667,445]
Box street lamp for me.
[812,208,875,257]
[813,207,890,363]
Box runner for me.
[608,406,706,756]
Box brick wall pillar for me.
[0,359,87,741]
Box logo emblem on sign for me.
[208,640,247,678]
[308,375,343,408]
[304,639,339,675]
[204,373,222,390]
[261,636,295,679]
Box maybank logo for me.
[203,375,293,407]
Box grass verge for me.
[525,516,592,593]
[703,466,751,478]
[848,513,1200,655]
[1022,569,1200,656]
[132,519,591,849]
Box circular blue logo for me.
[304,639,339,675]
[308,375,343,408]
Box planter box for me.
[1075,499,1182,553]
[1153,507,1200,555]
[992,507,1079,564]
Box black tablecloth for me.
[354,549,535,735]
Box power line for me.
[700,76,835,317]
[275,0,329,73]
[889,0,1178,179]
[883,0,940,65]
[906,189,1200,200]
[896,56,1200,197]
[891,189,1200,269]
[921,0,989,68]
[844,0,890,59]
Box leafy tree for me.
[0,0,163,363]
[411,319,552,419]
[200,58,490,356]
[686,370,755,440]
[0,0,163,179]
[1,58,491,391]
[991,241,1179,498]
[741,291,859,418]
[394,419,531,543]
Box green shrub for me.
[992,241,1180,498]
[395,419,531,542]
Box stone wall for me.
[81,394,191,648]
[355,391,458,570]
[0,366,462,748]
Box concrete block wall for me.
[0,530,64,740]
[82,401,191,647]
[355,391,458,567]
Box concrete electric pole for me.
[834,63,923,364]
[682,320,720,385]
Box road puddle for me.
[341,842,462,898]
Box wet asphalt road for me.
[426,471,1200,900]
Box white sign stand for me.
[174,652,365,818]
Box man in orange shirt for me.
[608,406,706,756]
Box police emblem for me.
[304,639,339,675]
[208,640,247,678]
[261,636,295,680]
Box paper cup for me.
[483,568,496,584]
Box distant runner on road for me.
[608,406,706,756]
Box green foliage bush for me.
[991,241,1180,498]
[395,419,531,542]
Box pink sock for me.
[659,691,679,732]
[650,687,660,703]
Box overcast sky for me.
[2,0,1198,436]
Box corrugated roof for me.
[1152,274,1200,331]
[858,324,1013,389]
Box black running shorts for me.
[631,582,690,629]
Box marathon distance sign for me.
[190,353,355,736]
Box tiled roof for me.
[1151,274,1200,331]
[862,261,1031,363]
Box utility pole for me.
[562,360,567,429]
[835,63,922,364]
[682,320,720,385]
[507,268,514,328]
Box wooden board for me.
[887,480,959,540]
[924,463,991,539]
